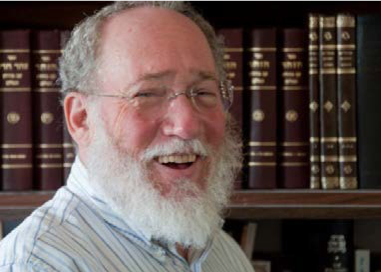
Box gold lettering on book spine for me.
[320,16,336,28]
[309,14,319,28]
[337,14,355,28]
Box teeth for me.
[157,154,197,164]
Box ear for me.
[63,92,92,148]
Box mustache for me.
[140,138,209,161]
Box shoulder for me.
[0,187,90,271]
[205,229,255,272]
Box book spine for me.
[324,220,354,272]
[247,28,277,189]
[336,14,358,190]
[32,30,63,190]
[218,28,244,130]
[355,249,370,272]
[319,15,340,189]
[357,15,381,188]
[308,14,321,189]
[278,28,309,188]
[218,28,244,189]
[60,30,75,183]
[0,30,33,191]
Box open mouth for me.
[155,154,198,170]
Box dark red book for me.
[32,30,63,190]
[308,14,321,189]
[217,28,244,129]
[0,30,33,191]
[319,15,340,189]
[247,28,277,189]
[278,28,309,188]
[336,14,358,189]
[60,30,75,183]
[217,28,244,189]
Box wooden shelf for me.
[228,190,381,219]
[2,190,381,220]
[0,191,54,220]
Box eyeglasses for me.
[87,80,234,115]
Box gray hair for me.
[59,1,226,97]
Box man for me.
[0,2,254,271]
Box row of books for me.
[0,29,75,191]
[219,13,381,190]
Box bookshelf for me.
[2,190,381,220]
[1,2,381,270]
[0,1,380,218]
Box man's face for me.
[79,7,242,248]
[89,7,226,196]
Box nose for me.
[161,94,202,140]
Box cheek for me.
[205,113,226,148]
[102,103,159,154]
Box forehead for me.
[96,6,217,90]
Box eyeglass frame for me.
[68,79,235,112]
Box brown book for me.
[217,28,244,189]
[247,28,277,189]
[336,14,358,189]
[0,30,33,191]
[319,15,340,189]
[278,28,309,188]
[32,30,63,190]
[217,28,244,131]
[308,14,321,189]
[60,30,75,183]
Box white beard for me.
[86,107,242,249]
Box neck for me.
[176,244,190,262]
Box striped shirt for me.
[0,158,254,272]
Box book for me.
[32,30,63,190]
[247,28,277,189]
[60,30,75,183]
[217,28,244,189]
[217,28,244,131]
[278,28,309,189]
[336,14,358,190]
[355,249,370,272]
[308,13,321,189]
[251,260,271,272]
[357,15,381,189]
[319,15,340,189]
[240,222,258,259]
[0,30,33,191]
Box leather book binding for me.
[308,14,321,189]
[247,28,277,189]
[32,30,63,190]
[0,30,33,191]
[336,14,358,189]
[319,15,340,189]
[278,28,309,188]
[217,28,244,189]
